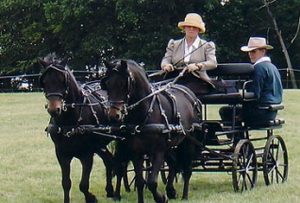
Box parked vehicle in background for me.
[11,77,33,92]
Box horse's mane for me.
[121,59,151,89]
[66,67,82,91]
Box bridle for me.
[40,64,70,100]
[104,67,136,117]
[40,64,105,125]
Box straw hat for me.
[178,13,206,33]
[241,37,273,52]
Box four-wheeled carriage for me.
[147,63,289,192]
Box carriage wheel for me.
[126,157,152,190]
[232,139,257,192]
[263,135,288,185]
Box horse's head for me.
[101,60,131,123]
[102,59,149,123]
[38,54,73,117]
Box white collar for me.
[184,36,200,49]
[254,56,271,66]
[184,36,200,63]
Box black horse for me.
[101,59,202,203]
[38,54,115,203]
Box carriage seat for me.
[201,63,255,104]
[209,63,254,77]
[201,92,255,104]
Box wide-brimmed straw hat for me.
[178,13,206,33]
[241,37,273,52]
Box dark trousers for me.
[165,72,214,97]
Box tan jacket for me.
[161,38,217,84]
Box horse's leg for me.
[114,160,129,201]
[181,167,192,200]
[113,143,130,201]
[165,163,177,199]
[79,155,97,203]
[96,147,114,198]
[122,162,131,192]
[147,152,168,203]
[56,152,72,203]
[132,157,145,203]
[181,141,196,200]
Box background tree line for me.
[0,0,299,86]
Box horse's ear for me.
[61,57,69,68]
[120,60,128,73]
[37,57,48,69]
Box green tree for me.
[0,0,299,85]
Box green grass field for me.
[0,90,299,203]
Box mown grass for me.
[0,90,299,203]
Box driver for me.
[160,13,218,97]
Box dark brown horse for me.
[101,59,202,203]
[39,54,114,203]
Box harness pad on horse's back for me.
[161,84,202,123]
[171,84,202,114]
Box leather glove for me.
[162,64,174,72]
[187,63,203,72]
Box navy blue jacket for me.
[249,61,283,104]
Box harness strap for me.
[85,96,100,125]
[139,94,157,126]
[127,68,188,111]
[156,93,171,130]
[171,85,202,115]
[163,89,178,124]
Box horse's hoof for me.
[162,194,168,203]
[106,192,114,198]
[155,194,168,203]
[86,198,98,203]
[181,196,188,201]
[86,194,97,203]
[106,185,115,198]
[113,196,121,201]
[166,187,177,199]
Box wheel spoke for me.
[242,173,248,190]
[246,173,254,188]
[238,173,243,188]
[275,167,284,181]
[275,140,280,162]
[246,153,253,169]
[267,165,276,175]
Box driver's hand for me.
[187,63,203,72]
[162,64,174,72]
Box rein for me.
[127,67,188,111]
[149,41,207,77]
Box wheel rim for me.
[263,135,288,185]
[232,140,258,192]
